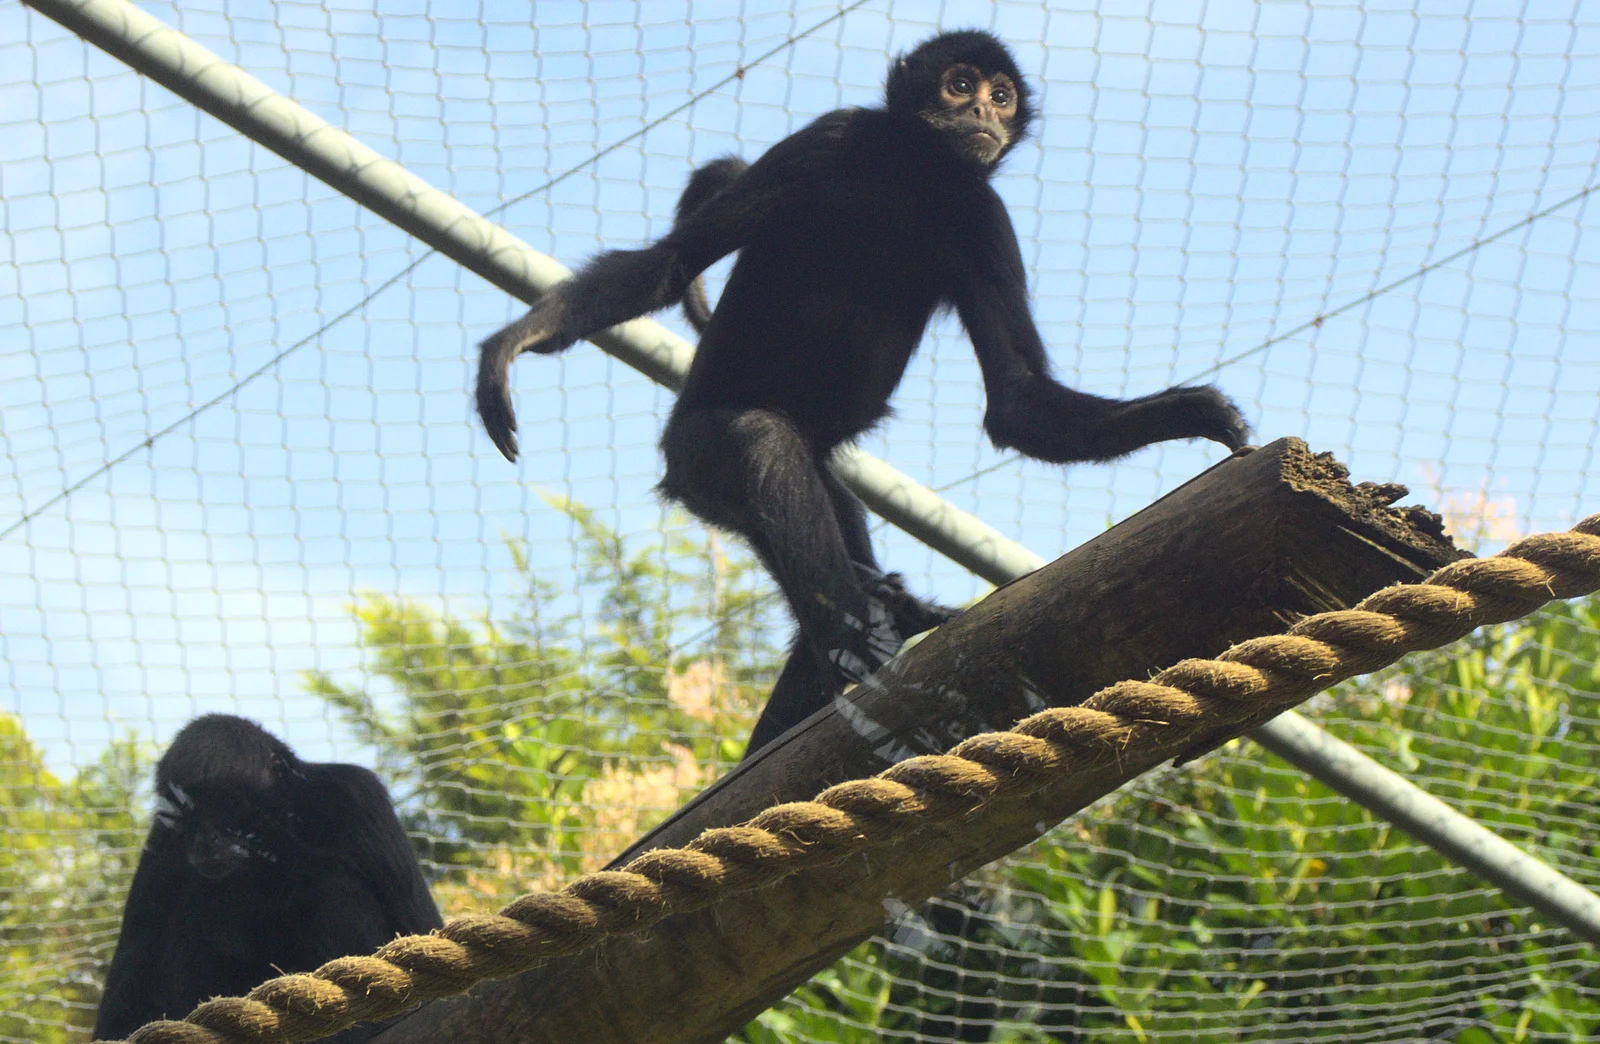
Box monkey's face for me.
[155,781,282,880]
[885,32,1033,167]
[186,824,252,879]
[924,63,1021,166]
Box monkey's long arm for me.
[955,189,1248,463]
[475,122,837,461]
[93,835,185,1039]
[307,765,443,938]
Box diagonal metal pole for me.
[21,0,1600,943]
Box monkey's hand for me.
[1175,385,1251,451]
[475,287,575,462]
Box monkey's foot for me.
[855,565,962,637]
[826,595,906,687]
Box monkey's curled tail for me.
[675,156,749,334]
[477,155,748,460]
[476,311,556,462]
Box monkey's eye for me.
[992,87,1012,106]
[948,75,975,96]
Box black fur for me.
[94,715,442,1042]
[476,30,1248,756]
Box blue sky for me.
[3,0,1599,770]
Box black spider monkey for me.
[94,715,442,1043]
[477,30,1249,756]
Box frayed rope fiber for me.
[110,516,1600,1044]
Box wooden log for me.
[373,438,1460,1044]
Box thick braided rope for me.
[111,516,1600,1044]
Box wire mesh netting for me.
[3,0,1599,1041]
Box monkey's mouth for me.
[188,834,251,879]
[964,129,1005,161]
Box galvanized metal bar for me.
[1254,709,1600,944]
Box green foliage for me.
[307,499,784,901]
[748,599,1600,1043]
[0,714,147,1044]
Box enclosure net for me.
[3,1,1599,1042]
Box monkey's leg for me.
[742,633,828,756]
[660,407,903,692]
[736,468,958,758]
[818,463,960,637]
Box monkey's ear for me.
[898,59,908,72]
